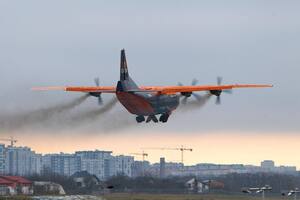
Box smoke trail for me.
[0,93,211,134]
[60,97,141,132]
[66,97,119,125]
[0,94,89,131]
[97,110,136,132]
[77,94,212,132]
[178,93,212,112]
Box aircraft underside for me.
[116,92,180,123]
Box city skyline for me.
[4,131,299,169]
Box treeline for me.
[106,175,185,193]
[26,172,300,194]
[105,173,300,193]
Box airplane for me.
[281,188,300,197]
[33,49,272,123]
[242,185,272,194]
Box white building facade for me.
[0,145,5,174]
[75,150,113,180]
[5,146,40,176]
[113,155,134,177]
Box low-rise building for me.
[0,176,33,196]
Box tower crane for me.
[143,145,192,168]
[0,136,17,147]
[129,151,148,176]
[130,151,148,162]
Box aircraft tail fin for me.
[117,49,139,92]
[120,49,129,81]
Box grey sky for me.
[0,1,299,134]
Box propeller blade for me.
[191,78,198,86]
[178,82,184,86]
[93,77,104,105]
[94,77,100,86]
[98,96,103,105]
[181,97,188,104]
[217,76,222,85]
[192,93,202,102]
[216,96,221,105]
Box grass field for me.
[103,193,284,200]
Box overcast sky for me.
[0,1,299,166]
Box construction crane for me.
[129,151,148,176]
[130,151,148,162]
[0,136,17,147]
[143,145,193,168]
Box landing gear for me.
[136,114,169,123]
[159,113,170,123]
[136,115,145,123]
[146,115,158,123]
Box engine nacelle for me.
[89,92,101,97]
[210,90,222,96]
[181,92,192,97]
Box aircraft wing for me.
[32,86,158,93]
[32,86,116,93]
[32,84,272,94]
[141,84,273,94]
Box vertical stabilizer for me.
[120,49,129,81]
[117,49,139,92]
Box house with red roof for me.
[0,176,33,195]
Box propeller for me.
[92,77,103,105]
[94,77,100,87]
[212,76,232,105]
[179,79,203,104]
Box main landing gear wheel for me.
[136,116,145,123]
[159,113,169,123]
